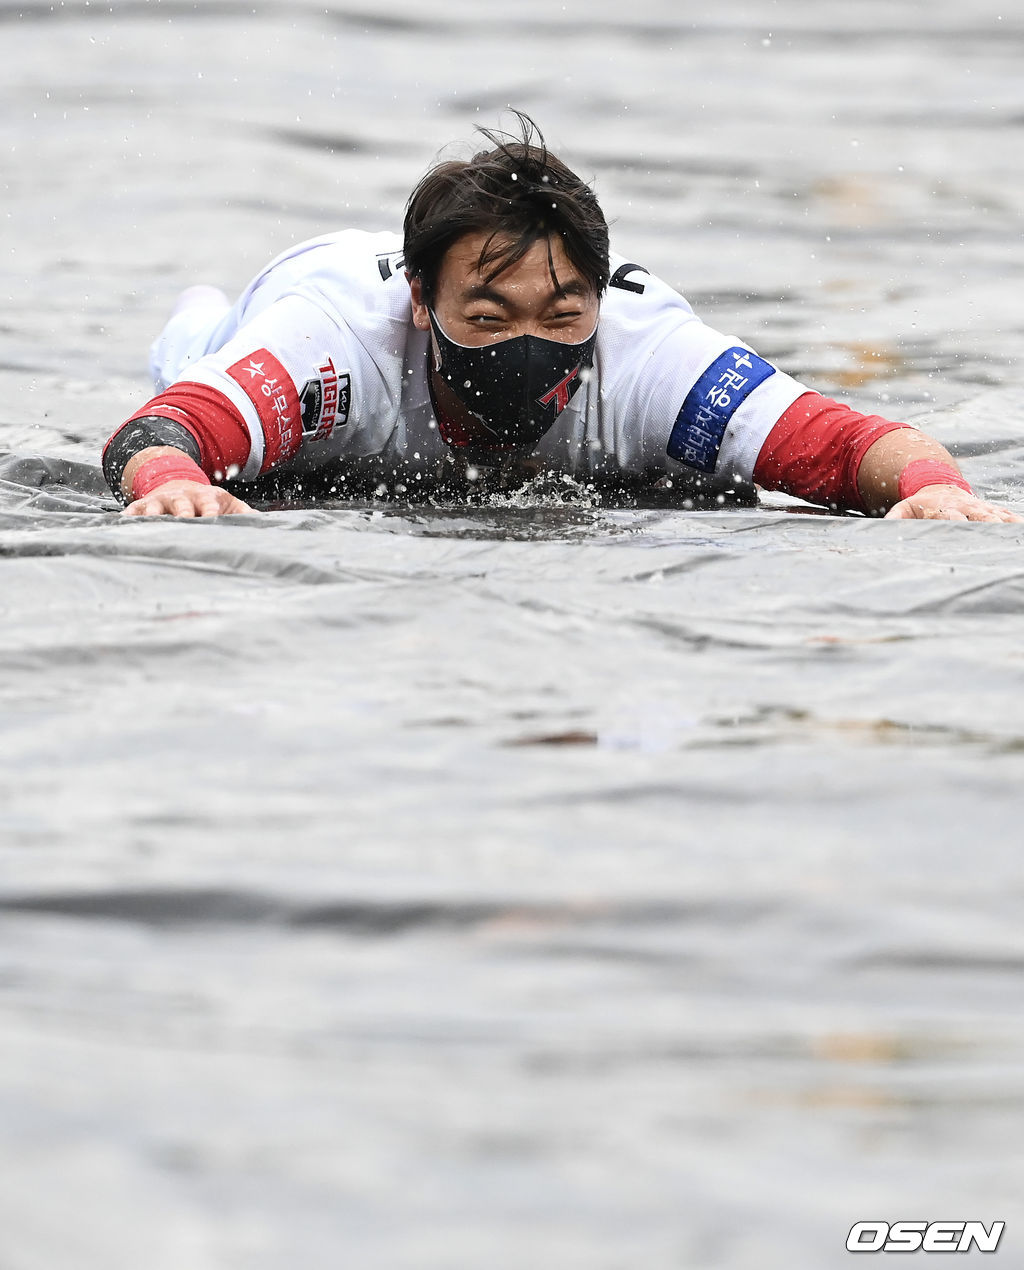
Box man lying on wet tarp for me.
[102,113,1022,524]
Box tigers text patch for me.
[667,347,776,474]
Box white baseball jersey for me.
[149,229,808,495]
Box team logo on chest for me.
[299,356,351,441]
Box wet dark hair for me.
[403,111,610,305]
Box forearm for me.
[103,382,251,500]
[753,392,978,516]
[753,393,913,513]
[104,388,254,518]
[753,391,1019,521]
[855,428,967,515]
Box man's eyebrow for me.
[551,279,590,300]
[462,283,511,305]
[460,278,590,304]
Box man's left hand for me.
[884,484,1024,522]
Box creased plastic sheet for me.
[2,420,1024,1269]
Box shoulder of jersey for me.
[283,229,410,321]
[601,253,696,323]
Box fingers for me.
[121,493,192,517]
[121,482,253,519]
[169,493,197,518]
[938,501,1023,523]
[122,497,162,517]
[195,491,247,517]
[970,504,1024,523]
[205,492,252,516]
[923,506,968,521]
[884,494,1023,522]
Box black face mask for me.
[428,310,598,453]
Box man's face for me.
[410,231,600,349]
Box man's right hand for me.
[123,481,253,518]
